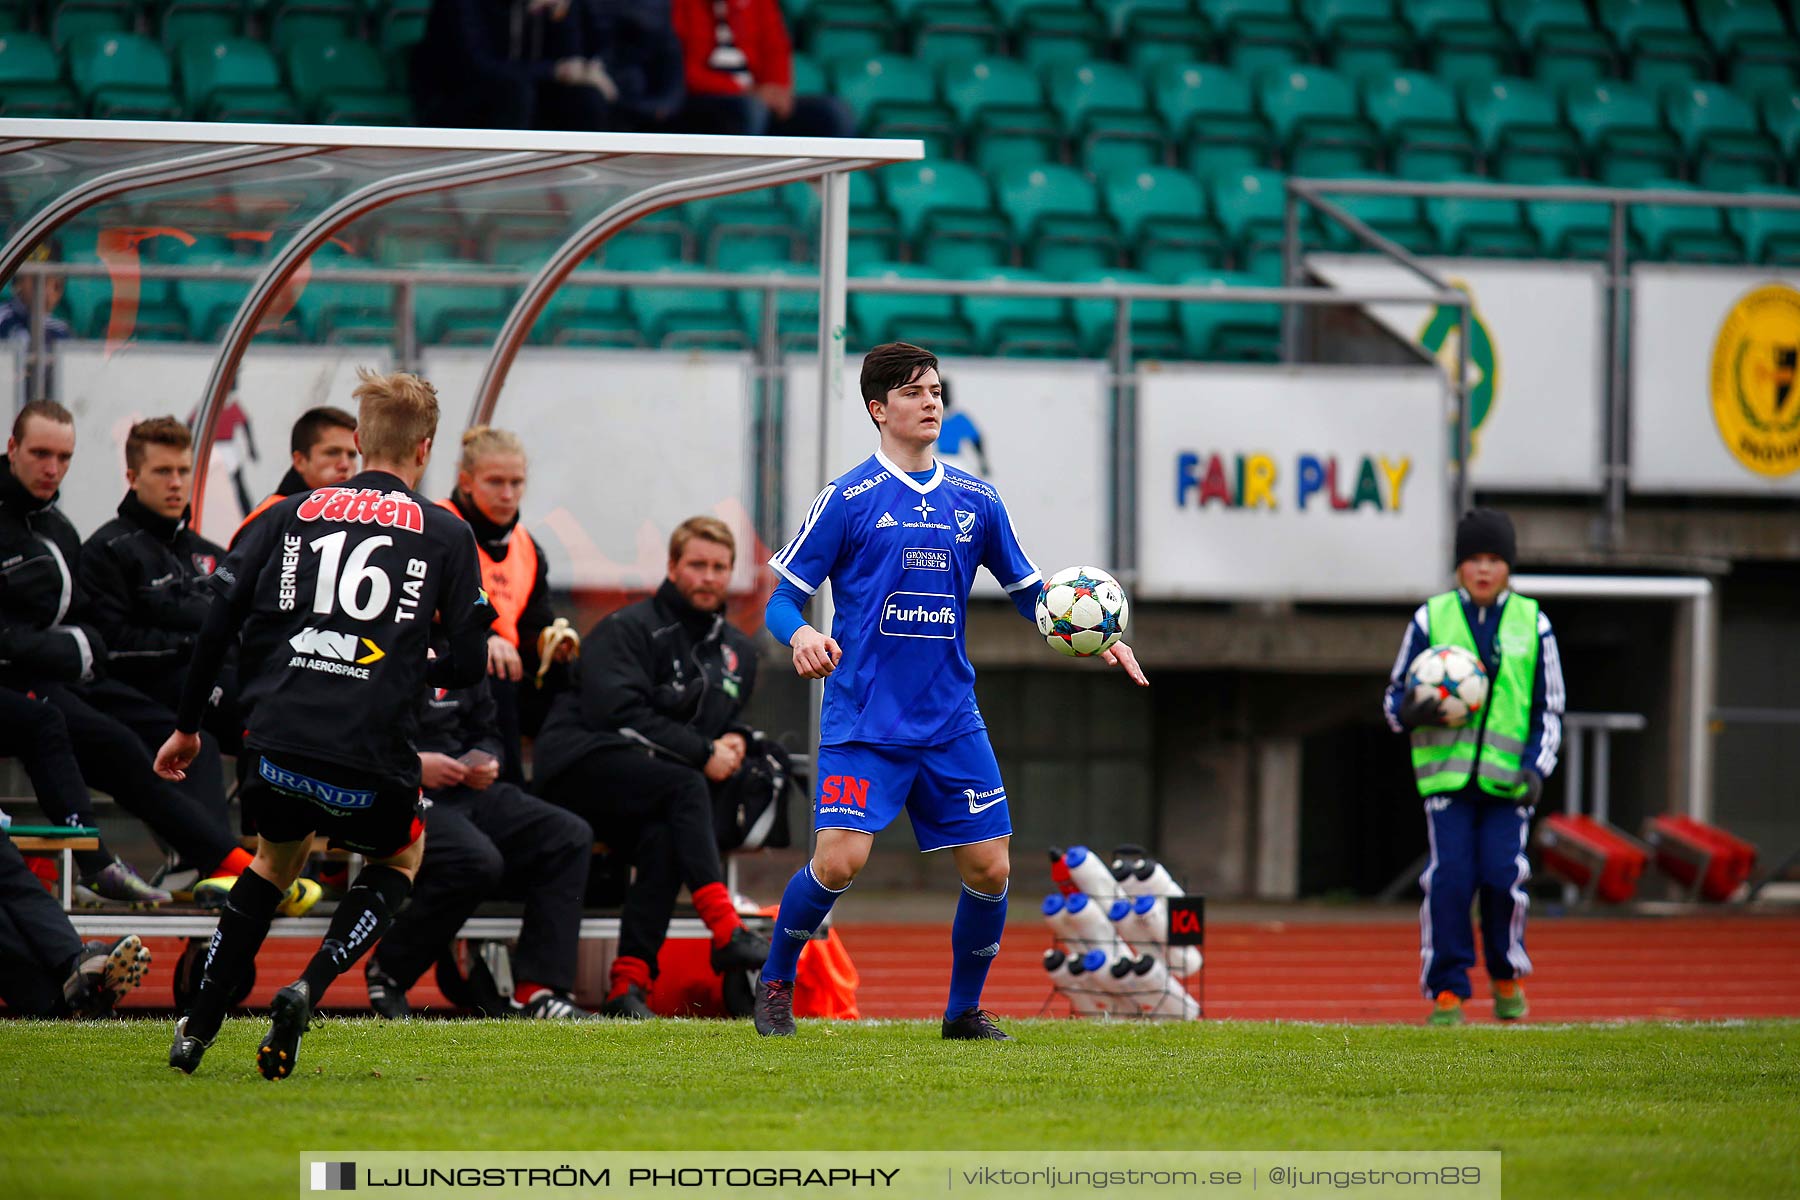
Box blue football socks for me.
[946,882,1008,1019]
[762,864,848,983]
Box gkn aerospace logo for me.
[287,627,385,679]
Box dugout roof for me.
[0,119,920,523]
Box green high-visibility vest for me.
[1410,590,1540,800]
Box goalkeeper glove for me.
[1399,689,1446,730]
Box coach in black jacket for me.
[363,677,595,1018]
[1,403,240,898]
[535,515,769,1018]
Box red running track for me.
[116,914,1800,1023]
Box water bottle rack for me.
[1039,935,1204,1022]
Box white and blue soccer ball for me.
[1407,644,1490,728]
[1036,565,1129,658]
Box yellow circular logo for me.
[1710,283,1800,477]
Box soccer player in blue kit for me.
[757,343,1148,1040]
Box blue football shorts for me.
[812,729,1011,852]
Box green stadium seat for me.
[1407,0,1514,85]
[1207,166,1315,272]
[939,56,1060,174]
[1068,267,1185,358]
[414,277,516,345]
[177,37,302,121]
[1522,177,1618,258]
[1201,0,1314,74]
[1461,76,1581,182]
[269,0,362,50]
[1102,166,1229,274]
[68,32,183,118]
[1598,0,1713,86]
[1257,65,1381,176]
[1500,1,1615,88]
[903,1,1004,65]
[379,0,428,58]
[1562,79,1681,185]
[957,266,1081,357]
[62,274,190,341]
[1730,186,1800,266]
[60,276,111,337]
[1702,0,1800,93]
[733,260,820,351]
[1301,0,1413,80]
[994,163,1121,273]
[615,263,746,351]
[157,2,246,50]
[1177,270,1281,361]
[990,0,1106,69]
[1628,178,1742,261]
[1098,1,1216,72]
[597,229,686,271]
[51,1,134,51]
[1041,60,1167,177]
[485,234,563,270]
[1151,62,1273,178]
[1425,174,1537,256]
[848,260,975,353]
[879,159,1009,271]
[533,285,642,348]
[1362,71,1477,178]
[800,2,890,60]
[1311,172,1437,254]
[0,1,26,32]
[295,277,395,343]
[833,56,958,155]
[0,33,82,116]
[175,277,261,341]
[1759,89,1800,159]
[285,39,398,123]
[1663,82,1782,189]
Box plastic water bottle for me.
[1113,895,1202,978]
[1048,847,1080,897]
[1060,892,1123,953]
[1080,948,1134,1014]
[1112,855,1184,899]
[1063,947,1113,1014]
[1043,948,1107,1016]
[1129,953,1201,1020]
[1061,845,1124,899]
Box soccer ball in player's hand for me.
[1406,644,1489,728]
[1036,566,1129,657]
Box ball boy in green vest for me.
[1383,509,1565,1026]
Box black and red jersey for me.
[178,469,490,782]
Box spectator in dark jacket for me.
[669,0,852,137]
[594,0,686,127]
[79,418,241,746]
[412,0,623,131]
[536,515,769,1017]
[1,403,250,904]
[363,677,596,1019]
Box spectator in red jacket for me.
[670,0,853,137]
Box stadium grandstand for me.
[2,0,1798,1028]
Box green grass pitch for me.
[2,1018,1796,1200]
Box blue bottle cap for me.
[1081,949,1109,972]
[1066,846,1091,868]
[1066,893,1090,914]
[1134,895,1157,916]
[1041,894,1066,917]
[1108,898,1132,921]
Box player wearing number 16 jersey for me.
[155,369,490,1078]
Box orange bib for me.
[436,498,537,647]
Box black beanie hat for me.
[1455,508,1516,567]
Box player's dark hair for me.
[289,405,357,457]
[10,399,73,444]
[860,342,939,429]
[125,415,192,471]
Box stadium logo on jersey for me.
[842,471,891,500]
[820,775,870,810]
[258,757,375,810]
[955,510,977,543]
[296,487,425,533]
[903,547,949,571]
[875,512,899,529]
[963,786,1005,814]
[190,552,217,576]
[879,591,959,639]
